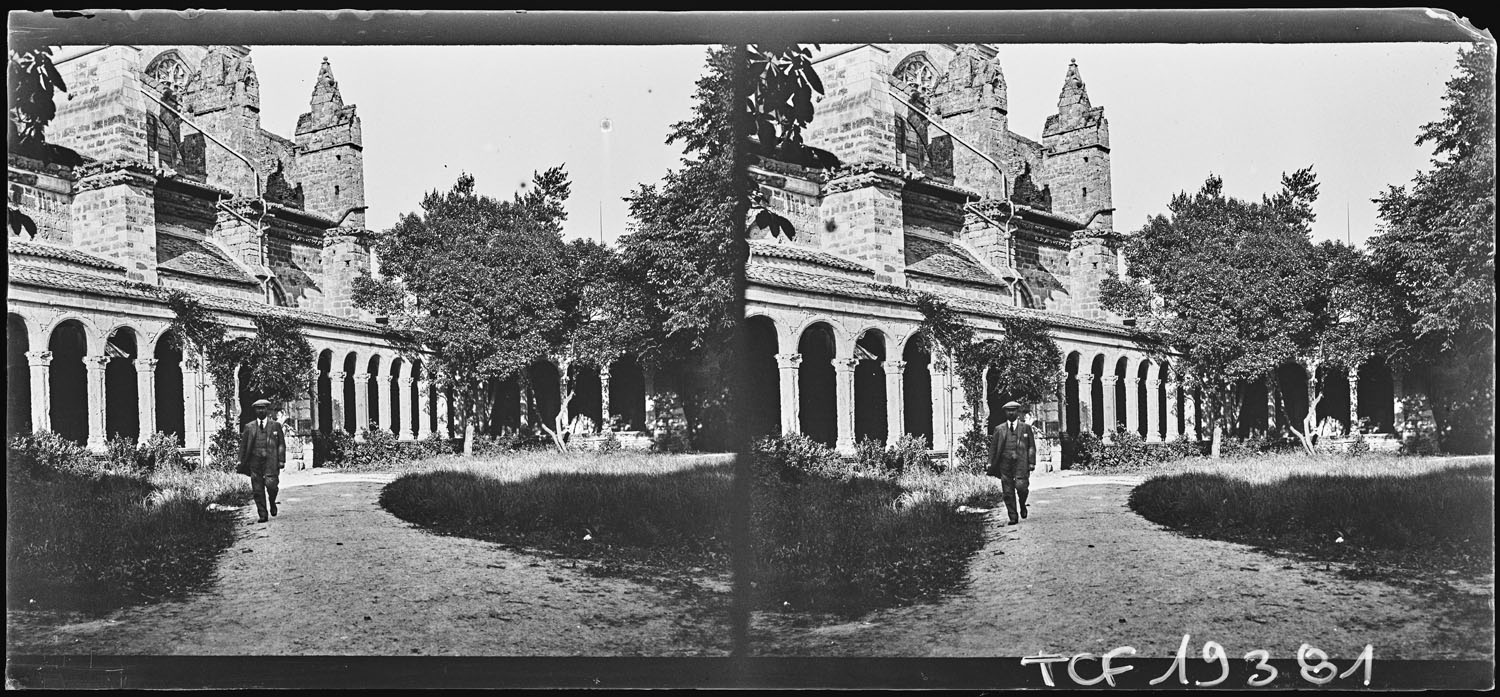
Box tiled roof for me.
[904,236,1005,286]
[749,240,873,274]
[747,262,1131,335]
[157,234,258,285]
[8,262,387,334]
[7,238,126,272]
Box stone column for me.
[307,368,320,438]
[1145,378,1162,443]
[375,375,392,434]
[834,358,858,453]
[352,372,370,440]
[1123,375,1141,437]
[883,360,906,442]
[1099,375,1118,443]
[643,369,657,434]
[436,389,452,439]
[180,357,201,448]
[201,367,222,433]
[25,351,52,433]
[327,371,347,434]
[1165,375,1181,440]
[415,378,432,439]
[1182,383,1199,440]
[931,358,952,453]
[1391,373,1405,436]
[977,368,990,432]
[85,355,109,452]
[397,377,415,440]
[775,353,801,435]
[1347,365,1360,434]
[1074,373,1094,436]
[596,365,611,432]
[136,358,158,442]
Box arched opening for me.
[7,314,32,438]
[104,328,140,441]
[798,322,838,447]
[1356,358,1395,434]
[528,360,562,433]
[1157,361,1172,441]
[569,365,603,434]
[853,329,888,443]
[485,374,522,435]
[317,350,334,435]
[902,334,933,447]
[608,356,647,432]
[745,316,780,440]
[1274,363,1309,440]
[1135,360,1151,439]
[236,364,257,425]
[1064,351,1082,436]
[365,355,383,433]
[48,321,90,444]
[342,352,359,434]
[1318,365,1352,436]
[1113,356,1130,435]
[154,330,185,444]
[389,358,405,436]
[408,360,424,437]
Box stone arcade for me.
[742,44,1411,464]
[6,46,647,462]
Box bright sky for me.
[245,42,1461,249]
[250,45,709,246]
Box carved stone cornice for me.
[825,168,905,195]
[75,159,159,192]
[322,227,374,248]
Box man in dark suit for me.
[238,398,286,523]
[988,400,1037,525]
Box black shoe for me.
[270,502,278,517]
[1008,517,1020,525]
[1020,501,1028,519]
[257,515,269,524]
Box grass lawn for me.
[380,451,1002,615]
[1129,453,1495,576]
[6,467,251,614]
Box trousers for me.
[999,473,1029,522]
[248,456,280,519]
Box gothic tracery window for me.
[893,53,938,92]
[145,51,190,92]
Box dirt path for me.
[752,471,1495,660]
[8,469,730,657]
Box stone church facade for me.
[743,44,1407,464]
[6,46,453,465]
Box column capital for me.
[25,350,53,367]
[775,352,802,369]
[352,372,370,381]
[882,360,907,375]
[1075,373,1094,385]
[86,354,111,370]
[375,375,392,386]
[328,371,347,381]
[136,357,160,371]
[1165,380,1179,391]
[398,376,413,387]
[1100,375,1119,386]
[833,358,859,372]
[1147,378,1161,389]
[1124,376,1139,386]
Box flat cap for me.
[1002,400,1022,409]
[252,398,272,407]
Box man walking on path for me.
[239,398,286,523]
[988,400,1037,525]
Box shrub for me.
[313,429,355,466]
[750,433,851,484]
[103,434,142,474]
[1400,430,1441,456]
[598,429,622,454]
[855,434,935,478]
[853,436,887,475]
[139,431,186,473]
[1061,430,1100,469]
[6,431,94,480]
[952,426,990,474]
[1347,431,1371,458]
[206,425,240,472]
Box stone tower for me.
[935,46,1009,199]
[294,58,366,228]
[1041,60,1113,231]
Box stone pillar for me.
[977,368,990,432]
[1074,373,1094,436]
[397,377,415,440]
[136,358,158,442]
[375,375,392,434]
[415,378,432,439]
[352,372,370,440]
[1123,375,1140,437]
[327,371,347,434]
[1348,365,1360,434]
[436,389,452,439]
[1165,375,1181,440]
[307,367,320,438]
[643,369,657,434]
[1099,375,1118,443]
[26,351,53,433]
[85,355,109,452]
[775,353,801,435]
[883,360,906,442]
[1391,373,1405,436]
[1145,378,1162,443]
[1182,383,1199,440]
[834,358,858,453]
[599,365,612,432]
[931,358,952,453]
[180,357,201,448]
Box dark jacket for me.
[238,417,287,475]
[987,419,1037,477]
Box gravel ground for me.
[8,469,1492,661]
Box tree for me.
[354,169,573,456]
[1102,170,1327,456]
[742,44,839,239]
[8,39,83,237]
[1369,43,1495,454]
